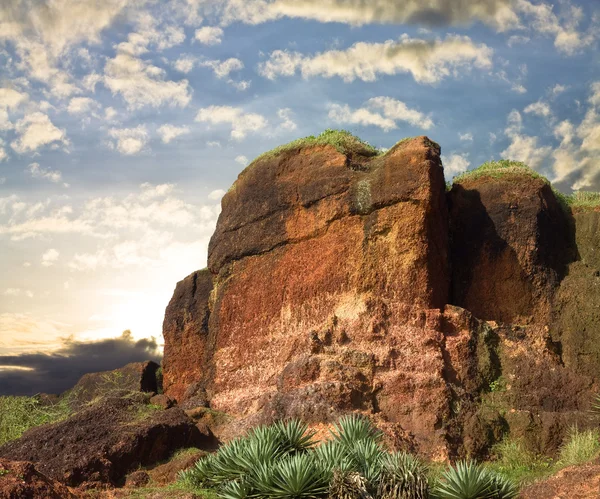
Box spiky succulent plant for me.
[330,415,383,448]
[377,452,429,499]
[265,452,329,498]
[433,461,518,499]
[329,469,372,499]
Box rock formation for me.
[162,133,600,460]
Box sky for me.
[0,0,599,394]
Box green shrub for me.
[0,395,71,446]
[557,427,600,468]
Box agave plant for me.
[276,419,317,454]
[485,471,519,499]
[433,461,493,499]
[329,469,372,499]
[330,415,383,448]
[179,452,218,488]
[267,452,330,498]
[314,440,353,477]
[347,439,385,489]
[219,480,253,499]
[378,452,429,499]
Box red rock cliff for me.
[163,135,598,459]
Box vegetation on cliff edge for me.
[249,129,381,166]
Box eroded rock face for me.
[448,175,576,324]
[163,269,213,403]
[0,459,77,499]
[163,136,599,459]
[551,211,600,379]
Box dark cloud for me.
[0,331,162,396]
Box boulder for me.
[67,361,159,407]
[0,395,207,488]
[0,459,77,499]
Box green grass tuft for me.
[485,439,552,486]
[557,427,600,468]
[248,129,381,167]
[567,191,600,211]
[0,395,72,446]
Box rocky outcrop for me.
[163,269,213,403]
[0,394,207,488]
[68,361,159,407]
[0,459,77,498]
[163,134,600,460]
[520,460,600,498]
[448,175,575,324]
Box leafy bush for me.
[557,427,600,468]
[181,415,518,499]
[0,395,71,446]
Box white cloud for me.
[108,125,149,155]
[67,96,99,115]
[0,177,5,184]
[501,109,552,170]
[459,132,473,142]
[174,55,196,73]
[235,155,249,166]
[507,35,530,47]
[195,106,268,140]
[3,288,34,298]
[524,100,552,118]
[28,162,64,184]
[215,0,520,30]
[329,97,433,131]
[277,108,297,131]
[551,84,568,97]
[42,248,60,267]
[11,112,69,154]
[0,148,6,162]
[442,153,471,176]
[157,124,190,144]
[0,88,28,130]
[208,189,226,201]
[195,26,224,45]
[104,107,118,121]
[200,58,244,78]
[259,35,493,84]
[103,41,192,110]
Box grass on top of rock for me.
[452,160,550,185]
[179,414,519,499]
[568,191,600,211]
[249,129,381,166]
[0,395,72,446]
